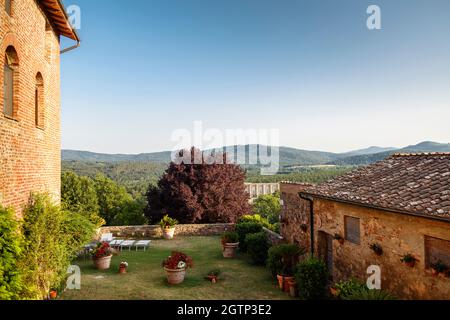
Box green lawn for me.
[60,236,293,300]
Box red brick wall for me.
[0,0,61,216]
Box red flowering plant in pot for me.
[162,251,193,285]
[91,242,115,270]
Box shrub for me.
[334,279,367,299]
[238,214,276,231]
[334,278,396,300]
[295,257,328,300]
[235,222,263,252]
[19,194,95,299]
[0,206,23,300]
[245,232,270,265]
[221,231,239,244]
[267,244,305,277]
[159,215,178,228]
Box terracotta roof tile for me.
[302,153,450,221]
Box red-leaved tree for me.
[145,148,251,224]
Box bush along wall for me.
[0,206,24,300]
[0,194,96,300]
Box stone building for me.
[0,0,79,215]
[280,153,450,299]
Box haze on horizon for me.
[61,0,450,154]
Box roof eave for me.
[299,192,450,224]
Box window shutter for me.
[345,216,360,244]
[425,236,450,267]
[4,64,13,117]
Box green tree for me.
[94,174,134,225]
[111,198,148,226]
[61,171,104,227]
[252,192,281,225]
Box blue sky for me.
[61,0,450,154]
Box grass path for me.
[61,236,293,300]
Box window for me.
[35,73,44,128]
[4,46,18,119]
[425,236,450,269]
[344,216,360,244]
[5,0,11,15]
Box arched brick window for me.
[3,45,18,119]
[5,0,12,16]
[35,72,44,128]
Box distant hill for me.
[62,141,450,167]
[329,141,450,166]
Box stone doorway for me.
[318,231,333,277]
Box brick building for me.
[280,153,450,299]
[0,0,78,215]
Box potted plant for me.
[92,242,114,270]
[401,254,418,268]
[221,231,239,258]
[49,289,58,300]
[159,215,178,240]
[162,251,193,285]
[334,234,344,245]
[369,243,383,256]
[205,269,221,283]
[286,278,298,297]
[430,261,447,276]
[267,244,305,291]
[119,261,128,274]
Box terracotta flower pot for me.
[164,267,186,285]
[330,287,339,297]
[207,275,218,283]
[404,261,416,268]
[283,276,295,292]
[93,255,112,270]
[288,280,298,297]
[222,242,239,258]
[277,275,284,290]
[49,290,57,299]
[119,267,127,274]
[162,227,176,240]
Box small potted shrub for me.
[159,215,178,240]
[162,251,193,285]
[334,234,344,245]
[205,269,221,283]
[295,257,329,300]
[92,242,114,270]
[221,231,239,258]
[267,244,305,292]
[401,254,418,268]
[119,261,128,274]
[369,243,383,256]
[430,261,447,276]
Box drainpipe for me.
[299,193,314,257]
[60,40,80,54]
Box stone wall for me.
[311,198,450,300]
[99,223,235,239]
[280,182,312,250]
[0,0,62,216]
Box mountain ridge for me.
[62,141,450,167]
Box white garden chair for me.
[109,239,124,249]
[119,240,136,251]
[135,240,151,251]
[100,233,114,243]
